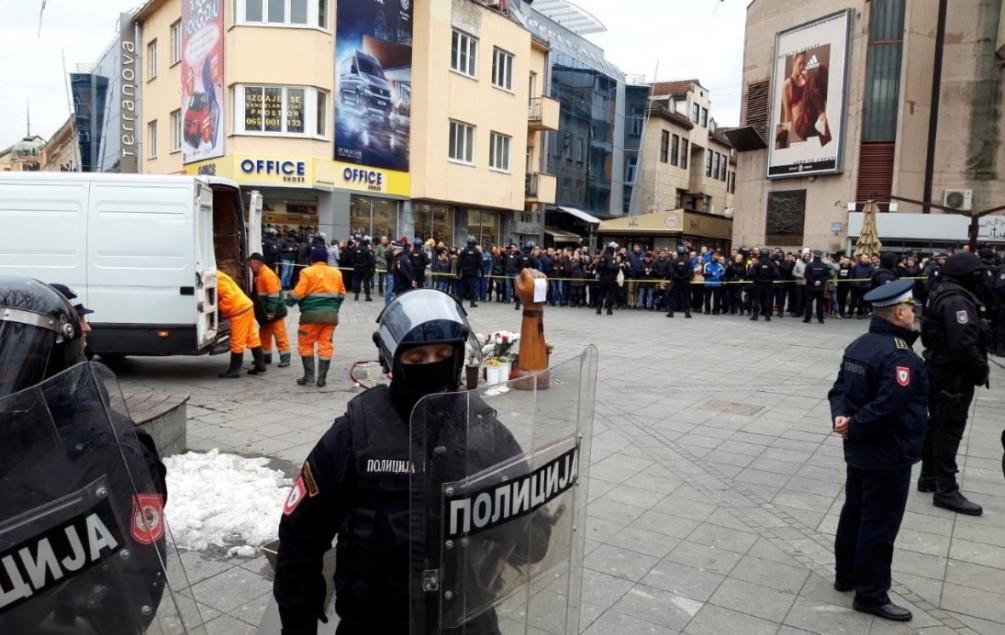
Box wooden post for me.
[512,268,549,390]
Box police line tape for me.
[274,263,928,286]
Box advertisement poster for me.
[334,0,413,172]
[767,10,850,178]
[182,0,224,164]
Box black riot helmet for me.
[942,252,987,292]
[523,241,536,254]
[0,277,85,397]
[467,235,477,247]
[373,289,472,418]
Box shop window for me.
[241,0,323,27]
[468,209,499,246]
[449,120,475,164]
[451,30,477,77]
[489,132,511,171]
[414,203,454,244]
[349,195,398,238]
[237,85,327,137]
[492,47,514,91]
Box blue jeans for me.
[384,273,394,305]
[638,286,652,309]
[478,275,489,301]
[279,258,295,289]
[552,280,567,305]
[504,276,514,302]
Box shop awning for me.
[558,206,602,225]
[544,227,583,242]
[597,209,684,235]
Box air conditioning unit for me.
[944,188,973,211]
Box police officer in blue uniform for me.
[803,249,832,324]
[273,289,541,635]
[828,279,928,622]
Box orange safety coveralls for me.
[217,270,260,354]
[290,262,346,361]
[255,265,290,354]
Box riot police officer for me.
[829,279,928,622]
[512,242,540,311]
[273,289,540,634]
[870,252,899,290]
[390,241,415,297]
[410,238,431,288]
[0,278,171,634]
[918,252,989,515]
[803,250,832,324]
[456,236,482,309]
[748,249,778,321]
[666,245,693,318]
[352,238,376,302]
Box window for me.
[492,48,514,91]
[489,132,511,171]
[170,110,182,152]
[721,156,728,182]
[147,120,157,158]
[451,30,477,77]
[659,130,669,163]
[170,21,182,65]
[705,150,712,177]
[147,40,157,80]
[680,139,689,169]
[241,0,324,26]
[629,106,644,137]
[671,134,680,167]
[700,107,708,128]
[529,72,537,98]
[562,133,572,160]
[575,136,585,164]
[691,102,700,123]
[449,120,475,164]
[712,152,719,180]
[237,85,328,136]
[625,156,637,184]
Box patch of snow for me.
[227,545,258,559]
[163,450,292,552]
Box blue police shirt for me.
[827,318,929,470]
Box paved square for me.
[113,299,1005,634]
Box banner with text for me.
[182,0,225,164]
[334,0,412,172]
[768,10,850,178]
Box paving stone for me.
[729,554,810,594]
[582,609,680,634]
[707,577,797,622]
[607,526,682,559]
[609,584,703,631]
[684,602,780,635]
[640,558,725,602]
[685,523,758,554]
[665,540,743,576]
[585,543,662,582]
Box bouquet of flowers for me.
[478,330,520,363]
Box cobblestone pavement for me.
[111,297,1005,635]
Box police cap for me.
[863,278,915,308]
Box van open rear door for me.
[194,181,218,350]
[247,190,263,255]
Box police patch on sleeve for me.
[956,310,969,324]
[130,493,165,545]
[283,476,306,516]
[896,366,911,387]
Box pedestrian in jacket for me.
[850,255,876,318]
[703,255,725,315]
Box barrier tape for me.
[273,262,928,287]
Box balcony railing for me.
[528,97,560,131]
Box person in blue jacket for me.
[702,254,725,314]
[828,279,928,623]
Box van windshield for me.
[357,55,385,79]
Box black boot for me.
[666,312,674,318]
[470,301,479,308]
[365,295,373,302]
[278,352,291,368]
[218,352,243,378]
[606,307,613,315]
[297,357,316,386]
[685,312,692,319]
[248,347,267,375]
[596,307,602,315]
[933,490,983,516]
[316,359,331,388]
[263,352,273,365]
[354,294,359,301]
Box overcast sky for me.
[0,0,747,146]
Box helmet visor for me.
[0,322,54,397]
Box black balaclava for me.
[388,345,462,420]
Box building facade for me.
[126,0,559,246]
[731,0,1005,253]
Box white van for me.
[0,172,262,358]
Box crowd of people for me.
[259,225,1005,353]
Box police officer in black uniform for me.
[263,227,281,270]
[803,250,832,324]
[410,239,431,289]
[456,236,482,309]
[351,238,375,302]
[0,278,169,634]
[992,252,1005,356]
[923,252,946,300]
[870,252,899,290]
[390,241,415,297]
[748,249,778,321]
[594,242,619,316]
[918,252,990,515]
[273,289,540,634]
[829,279,927,622]
[513,242,540,311]
[666,245,693,318]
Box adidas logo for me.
[805,54,820,70]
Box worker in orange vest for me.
[217,270,266,378]
[286,246,346,387]
[250,253,291,367]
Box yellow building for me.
[132,0,558,244]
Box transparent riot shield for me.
[409,345,598,635]
[0,361,205,635]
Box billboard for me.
[768,10,851,178]
[334,0,413,172]
[181,0,225,164]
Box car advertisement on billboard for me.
[767,10,851,178]
[182,0,224,164]
[334,0,413,172]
